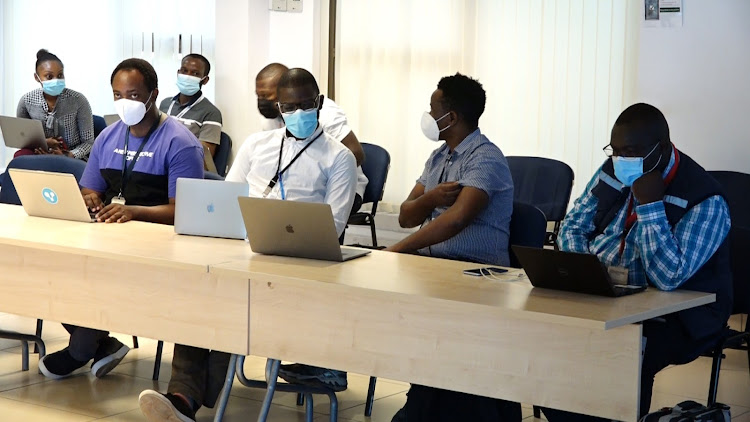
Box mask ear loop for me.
[642,142,663,173]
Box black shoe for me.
[278,364,348,392]
[391,406,409,422]
[38,348,88,380]
[91,337,129,378]
[139,390,196,422]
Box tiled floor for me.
[0,313,748,421]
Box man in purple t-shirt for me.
[38,58,203,381]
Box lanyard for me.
[167,94,204,119]
[618,146,681,257]
[119,115,162,197]
[263,131,323,197]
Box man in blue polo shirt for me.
[387,73,519,421]
[38,58,203,380]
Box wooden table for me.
[0,204,715,420]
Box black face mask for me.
[258,99,280,119]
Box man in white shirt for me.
[138,68,357,422]
[256,62,368,213]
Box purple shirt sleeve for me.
[167,145,204,198]
[80,136,107,193]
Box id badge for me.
[111,195,126,205]
[608,266,629,285]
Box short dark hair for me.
[183,53,211,76]
[110,58,159,92]
[277,68,319,96]
[613,103,670,144]
[257,63,289,82]
[35,49,63,72]
[437,73,486,128]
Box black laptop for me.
[511,246,647,297]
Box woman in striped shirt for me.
[15,49,94,160]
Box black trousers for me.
[541,315,721,421]
[169,344,232,409]
[62,324,109,362]
[396,384,521,422]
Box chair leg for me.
[533,405,541,418]
[327,389,339,422]
[370,220,378,248]
[33,319,43,354]
[296,392,305,406]
[364,376,377,416]
[132,336,139,349]
[213,353,238,422]
[257,359,281,422]
[304,393,314,422]
[152,340,164,381]
[707,347,725,406]
[20,340,29,371]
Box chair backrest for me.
[360,143,391,214]
[214,132,233,177]
[508,201,547,268]
[0,155,88,205]
[92,115,107,139]
[708,170,750,314]
[506,156,574,222]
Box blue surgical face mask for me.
[39,77,65,97]
[612,142,662,187]
[282,108,319,139]
[176,73,205,96]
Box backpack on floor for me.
[639,401,730,422]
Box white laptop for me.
[8,169,96,223]
[237,196,371,262]
[175,178,249,239]
[0,116,48,150]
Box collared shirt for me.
[159,92,223,145]
[558,147,730,290]
[16,88,94,159]
[416,128,514,266]
[261,97,368,197]
[225,125,357,236]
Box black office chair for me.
[204,171,224,180]
[704,170,750,406]
[508,201,547,268]
[93,115,107,139]
[506,156,574,248]
[347,143,391,247]
[214,132,233,177]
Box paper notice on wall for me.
[643,0,683,28]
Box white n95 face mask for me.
[420,111,451,142]
[114,91,154,126]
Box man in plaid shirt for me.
[542,103,732,421]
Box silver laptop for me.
[175,178,248,239]
[0,116,48,150]
[237,197,371,262]
[103,114,121,126]
[8,169,96,223]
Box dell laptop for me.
[175,178,249,239]
[237,196,371,262]
[0,116,48,150]
[9,169,96,223]
[511,245,646,297]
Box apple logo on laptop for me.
[207,203,215,213]
[285,224,295,234]
[41,187,58,205]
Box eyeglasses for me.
[602,142,660,158]
[277,95,320,114]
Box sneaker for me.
[139,390,196,422]
[38,347,88,380]
[91,337,130,378]
[278,364,348,392]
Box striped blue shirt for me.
[417,129,514,266]
[558,148,730,290]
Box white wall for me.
[215,0,324,162]
[637,0,750,173]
